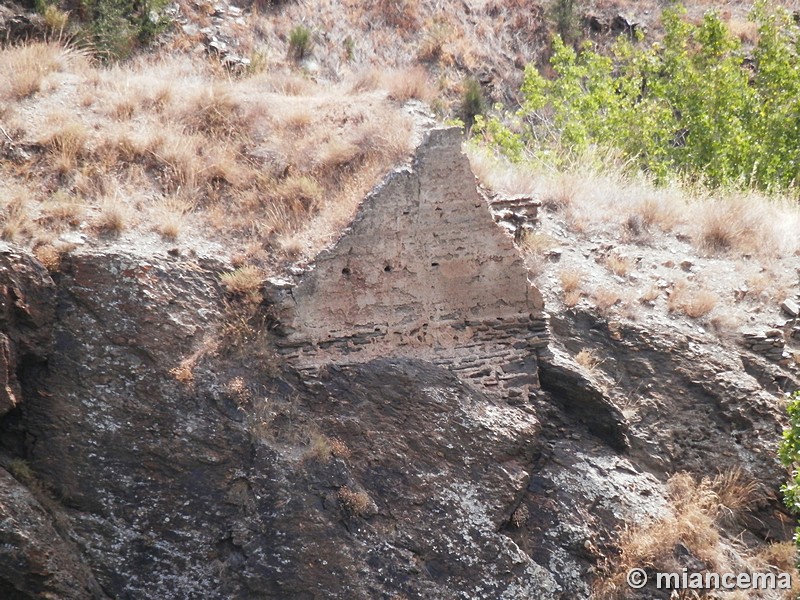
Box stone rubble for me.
[741,327,792,365]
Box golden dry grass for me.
[153,197,193,241]
[575,347,601,373]
[469,151,800,259]
[559,268,583,294]
[638,283,660,304]
[0,43,415,263]
[519,230,556,255]
[40,120,89,175]
[563,288,582,307]
[594,471,790,600]
[385,66,434,102]
[169,363,194,384]
[337,485,372,516]
[0,43,63,100]
[603,253,634,277]
[93,194,130,235]
[593,287,621,313]
[220,265,263,297]
[33,244,62,272]
[329,438,352,460]
[668,280,717,318]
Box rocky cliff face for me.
[0,129,796,599]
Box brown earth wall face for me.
[273,128,548,401]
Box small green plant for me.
[79,0,170,60]
[42,4,70,35]
[246,49,268,75]
[461,77,485,130]
[8,458,35,483]
[550,0,579,44]
[302,431,332,463]
[288,25,312,61]
[343,36,355,61]
[779,390,800,551]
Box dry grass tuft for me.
[667,280,717,318]
[385,66,433,102]
[329,438,352,460]
[542,171,582,211]
[563,288,582,308]
[695,199,749,253]
[603,253,634,278]
[169,363,194,384]
[93,196,130,235]
[153,197,192,241]
[33,244,62,272]
[274,175,323,212]
[467,151,537,197]
[347,68,383,93]
[40,191,84,229]
[520,230,556,255]
[337,485,373,517]
[1,196,34,243]
[183,85,243,137]
[756,542,799,575]
[556,269,587,308]
[593,287,621,313]
[303,432,332,463]
[594,471,759,599]
[708,468,759,525]
[559,268,583,294]
[41,121,89,174]
[575,347,601,373]
[633,194,682,232]
[375,0,420,31]
[638,283,660,304]
[1,43,62,99]
[220,265,263,298]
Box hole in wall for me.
[431,262,439,267]
[342,267,351,276]
[384,265,392,272]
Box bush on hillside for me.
[779,390,800,550]
[80,0,170,59]
[27,0,170,59]
[475,2,800,192]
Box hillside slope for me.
[0,0,800,598]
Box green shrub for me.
[550,0,578,44]
[288,25,312,61]
[343,36,355,62]
[79,0,170,60]
[477,2,800,192]
[461,77,485,130]
[779,390,800,550]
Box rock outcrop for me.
[0,243,55,417]
[269,127,548,404]
[0,126,796,599]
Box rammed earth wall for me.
[269,127,549,402]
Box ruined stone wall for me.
[271,128,548,401]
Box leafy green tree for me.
[779,390,800,550]
[476,2,800,192]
